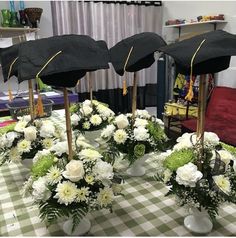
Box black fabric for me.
[78,84,157,114]
[109,32,166,76]
[159,30,236,75]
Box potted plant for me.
[154,132,236,234]
[22,145,123,235]
[100,109,167,176]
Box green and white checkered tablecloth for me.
[0,111,236,236]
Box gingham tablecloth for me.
[0,111,236,236]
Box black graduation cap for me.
[17,35,109,87]
[109,32,166,76]
[159,30,236,75]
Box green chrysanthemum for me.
[134,144,146,158]
[69,104,78,113]
[0,123,16,135]
[31,154,55,179]
[163,148,195,171]
[146,121,165,142]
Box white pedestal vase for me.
[184,207,213,234]
[62,217,91,236]
[84,130,102,148]
[126,154,149,177]
[21,158,33,170]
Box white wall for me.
[0,1,53,92]
[162,1,236,88]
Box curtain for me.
[51,1,163,113]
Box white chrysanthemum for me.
[114,114,129,129]
[93,160,114,182]
[63,160,84,182]
[32,177,51,202]
[33,149,51,163]
[101,125,116,139]
[134,118,148,128]
[97,187,114,207]
[17,140,31,153]
[113,129,128,144]
[134,126,149,141]
[90,114,102,126]
[40,121,55,138]
[213,175,231,194]
[42,138,54,149]
[85,174,95,185]
[79,148,103,161]
[176,162,203,187]
[80,105,93,116]
[135,109,151,119]
[82,122,91,130]
[76,187,90,202]
[71,113,81,126]
[24,126,37,141]
[9,147,22,163]
[54,181,77,205]
[4,131,18,147]
[46,166,63,185]
[50,141,68,156]
[14,121,28,132]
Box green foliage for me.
[134,144,145,158]
[220,142,236,157]
[163,148,196,171]
[69,104,79,113]
[31,154,55,179]
[0,123,16,135]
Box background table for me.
[0,111,236,236]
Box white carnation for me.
[97,104,115,117]
[90,114,102,126]
[101,125,116,139]
[63,160,84,182]
[83,100,92,107]
[93,160,114,184]
[135,109,151,119]
[176,162,203,187]
[80,105,93,116]
[71,113,80,126]
[24,126,37,141]
[4,131,18,147]
[40,121,55,138]
[114,114,129,129]
[50,141,68,156]
[204,132,220,148]
[134,126,149,141]
[32,177,51,202]
[113,129,128,144]
[134,118,148,127]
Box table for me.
[0,111,236,236]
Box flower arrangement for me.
[154,132,236,219]
[22,145,123,232]
[0,116,66,165]
[70,100,115,132]
[100,110,167,164]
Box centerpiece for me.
[70,100,115,146]
[154,132,236,234]
[22,144,123,235]
[0,116,66,167]
[101,109,167,176]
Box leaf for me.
[71,206,89,233]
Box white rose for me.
[32,177,51,202]
[40,121,55,138]
[93,160,114,183]
[62,160,84,182]
[24,126,37,141]
[90,114,102,126]
[134,118,148,127]
[80,105,93,116]
[71,113,80,126]
[114,114,129,129]
[101,124,116,139]
[134,126,149,141]
[14,121,28,132]
[176,162,203,187]
[50,141,68,156]
[113,129,128,144]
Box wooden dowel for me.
[88,73,93,102]
[28,80,35,120]
[63,87,73,160]
[132,72,137,119]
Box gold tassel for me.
[185,39,206,101]
[123,79,128,95]
[36,93,44,117]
